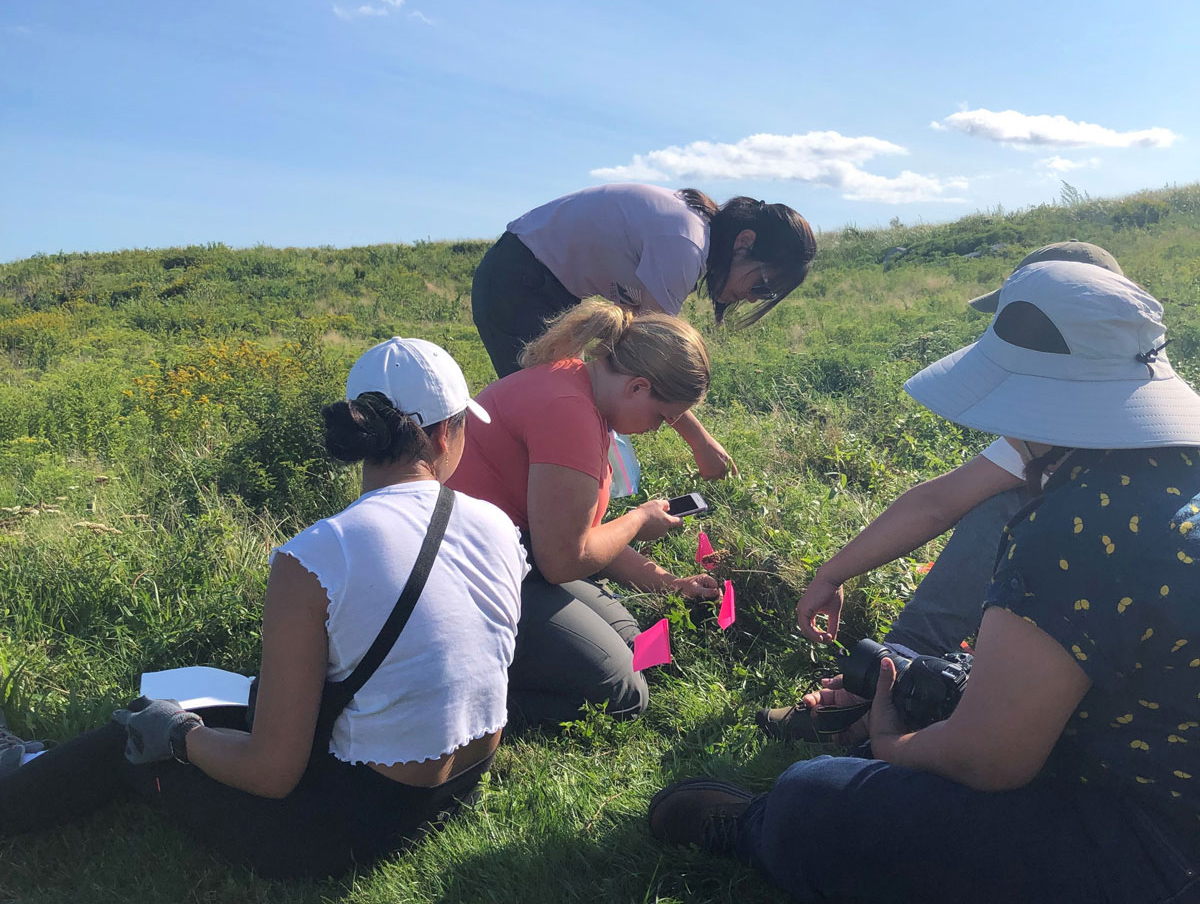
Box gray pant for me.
[885,488,1031,656]
[507,576,649,729]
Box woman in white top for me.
[0,338,526,879]
[472,182,818,479]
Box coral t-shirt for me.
[448,360,612,533]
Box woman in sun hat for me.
[0,338,527,879]
[472,183,818,481]
[650,260,1200,903]
[760,242,1129,743]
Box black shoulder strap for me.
[335,483,455,701]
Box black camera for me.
[837,639,973,731]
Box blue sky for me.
[2,0,1196,262]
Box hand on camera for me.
[867,658,908,756]
[633,499,683,542]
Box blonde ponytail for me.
[518,298,631,368]
[518,297,710,405]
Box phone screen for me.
[667,493,707,517]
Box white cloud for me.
[590,131,966,203]
[934,108,1178,149]
[4,25,32,35]
[1039,155,1101,174]
[333,1,401,18]
[408,10,435,24]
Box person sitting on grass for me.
[448,299,720,729]
[758,242,1126,743]
[649,260,1200,903]
[0,338,527,880]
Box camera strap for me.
[813,702,872,736]
[312,484,455,751]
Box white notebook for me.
[139,666,254,709]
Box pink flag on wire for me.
[695,531,715,568]
[718,580,736,629]
[631,618,672,671]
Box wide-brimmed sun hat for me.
[968,241,1123,313]
[346,337,490,425]
[905,260,1200,449]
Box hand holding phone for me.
[666,492,708,518]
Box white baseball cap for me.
[345,337,490,425]
[905,260,1200,449]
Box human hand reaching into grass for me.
[670,411,738,480]
[691,438,738,480]
[795,571,844,644]
[670,573,721,600]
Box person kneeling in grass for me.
[0,338,527,880]
[650,261,1200,903]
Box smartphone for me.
[666,492,708,518]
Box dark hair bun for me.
[323,393,395,462]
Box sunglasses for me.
[750,265,778,302]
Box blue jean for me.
[886,488,1030,656]
[737,755,1199,904]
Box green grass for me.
[1,183,1199,902]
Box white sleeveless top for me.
[508,183,710,315]
[272,481,527,766]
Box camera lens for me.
[839,639,912,700]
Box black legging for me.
[0,715,491,879]
[471,231,580,378]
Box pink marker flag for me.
[631,618,672,671]
[695,531,715,568]
[718,580,736,630]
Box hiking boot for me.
[648,778,754,855]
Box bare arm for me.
[185,553,328,799]
[870,606,1092,791]
[798,455,1022,642]
[601,545,720,600]
[670,410,738,480]
[527,463,681,585]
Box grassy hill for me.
[1,183,1198,903]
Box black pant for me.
[471,231,580,378]
[0,717,491,879]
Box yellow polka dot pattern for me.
[989,448,1200,817]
